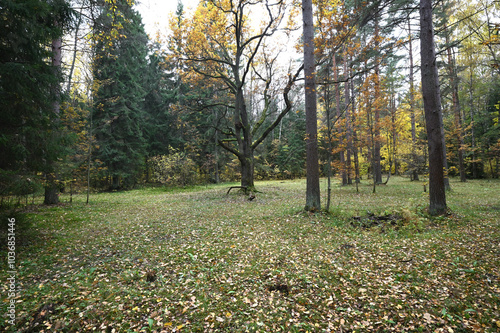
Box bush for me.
[149,149,199,187]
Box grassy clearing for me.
[1,177,499,332]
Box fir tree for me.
[0,0,73,200]
[92,0,149,190]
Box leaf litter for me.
[0,178,498,332]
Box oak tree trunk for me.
[234,86,255,190]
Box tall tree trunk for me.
[350,75,360,191]
[44,35,62,205]
[214,111,220,183]
[390,94,398,178]
[334,54,347,185]
[373,16,382,184]
[326,79,332,211]
[66,9,82,93]
[325,62,332,211]
[87,98,93,204]
[441,108,451,191]
[445,32,466,182]
[366,100,373,180]
[302,0,321,211]
[344,46,353,185]
[420,0,447,215]
[469,64,477,178]
[408,19,419,181]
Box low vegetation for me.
[1,177,499,332]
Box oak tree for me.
[170,0,301,191]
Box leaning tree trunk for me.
[303,0,321,211]
[420,0,447,215]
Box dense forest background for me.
[1,0,499,205]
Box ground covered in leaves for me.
[1,177,499,332]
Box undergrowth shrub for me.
[0,171,43,207]
[150,148,199,187]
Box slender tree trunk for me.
[469,65,477,178]
[408,19,419,181]
[366,101,373,181]
[334,55,347,185]
[302,0,321,211]
[351,75,360,191]
[326,85,332,212]
[344,47,352,185]
[44,35,62,205]
[87,112,92,204]
[391,94,397,178]
[445,32,466,182]
[369,106,377,193]
[325,63,332,211]
[214,112,220,183]
[66,9,82,93]
[441,108,451,191]
[420,0,447,215]
[86,75,93,204]
[373,17,382,184]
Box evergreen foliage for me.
[0,0,73,198]
[92,0,149,190]
[143,42,178,156]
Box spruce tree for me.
[143,42,178,157]
[92,0,149,190]
[0,0,72,200]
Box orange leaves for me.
[171,0,233,63]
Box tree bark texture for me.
[302,0,321,211]
[420,0,447,215]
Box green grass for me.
[1,177,499,332]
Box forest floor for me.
[1,177,499,332]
